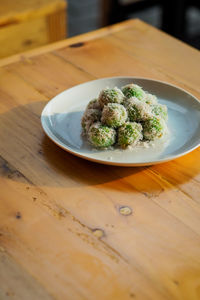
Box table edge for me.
[0,19,140,67]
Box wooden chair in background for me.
[0,0,67,58]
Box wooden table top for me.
[0,19,200,300]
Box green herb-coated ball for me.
[125,97,152,122]
[152,104,168,121]
[118,122,143,148]
[144,93,158,105]
[86,98,101,110]
[101,103,127,128]
[143,116,166,140]
[81,108,101,134]
[88,122,116,148]
[122,84,145,100]
[98,87,124,108]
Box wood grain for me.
[0,17,49,58]
[0,19,139,67]
[0,0,67,25]
[0,19,200,300]
[0,0,67,58]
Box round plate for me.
[41,77,200,166]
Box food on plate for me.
[81,83,168,148]
[98,87,124,108]
[124,97,152,122]
[143,116,167,140]
[101,103,127,128]
[151,103,168,121]
[88,122,116,148]
[86,98,101,110]
[144,93,158,105]
[118,122,143,148]
[122,83,145,100]
[81,108,101,134]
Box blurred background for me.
[0,0,199,59]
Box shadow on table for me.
[0,101,198,193]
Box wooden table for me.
[0,19,200,300]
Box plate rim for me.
[41,76,200,166]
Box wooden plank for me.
[0,167,166,300]
[0,19,140,67]
[1,54,93,99]
[52,22,200,98]
[0,250,54,300]
[104,22,200,96]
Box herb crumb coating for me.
[81,83,168,148]
[101,103,127,128]
[98,87,124,108]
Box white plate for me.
[41,77,200,166]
